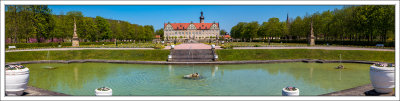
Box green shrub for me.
[221,45,233,49]
[154,44,165,49]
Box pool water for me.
[24,62,371,96]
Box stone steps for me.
[170,49,215,62]
[171,59,214,62]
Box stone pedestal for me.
[309,36,315,46]
[72,38,79,47]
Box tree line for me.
[230,5,395,45]
[5,5,155,43]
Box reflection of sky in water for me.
[25,62,371,96]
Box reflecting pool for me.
[24,62,371,96]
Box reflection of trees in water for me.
[216,63,370,91]
[27,63,121,90]
[26,63,370,95]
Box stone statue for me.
[72,18,79,47]
[309,19,315,46]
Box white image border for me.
[1,0,399,100]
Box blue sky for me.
[49,5,344,32]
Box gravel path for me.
[233,46,394,51]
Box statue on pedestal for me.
[72,18,79,47]
[309,19,315,46]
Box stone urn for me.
[5,65,30,96]
[95,87,112,96]
[282,87,299,96]
[369,63,395,93]
[171,45,175,49]
[211,44,215,49]
[168,55,172,61]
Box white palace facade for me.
[164,11,220,41]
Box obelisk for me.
[72,18,79,47]
[309,19,315,46]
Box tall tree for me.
[95,16,112,41]
[220,29,227,35]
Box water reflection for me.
[211,65,218,78]
[24,62,371,96]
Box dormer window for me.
[183,27,185,29]
[177,27,178,29]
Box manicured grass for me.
[5,50,170,63]
[6,49,395,63]
[216,49,395,63]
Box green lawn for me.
[216,49,395,63]
[6,49,394,63]
[6,50,170,63]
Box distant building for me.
[155,35,161,39]
[164,11,220,41]
[224,35,231,39]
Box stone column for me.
[309,19,315,46]
[72,18,80,47]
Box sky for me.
[48,5,344,32]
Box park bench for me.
[376,44,384,47]
[8,46,16,49]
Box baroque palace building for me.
[164,11,220,41]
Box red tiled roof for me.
[224,35,231,38]
[164,23,219,30]
[155,35,160,38]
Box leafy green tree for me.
[110,20,123,41]
[243,21,259,42]
[266,18,282,42]
[257,22,268,42]
[155,28,164,39]
[230,22,247,41]
[220,29,227,35]
[81,17,98,42]
[95,16,112,41]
